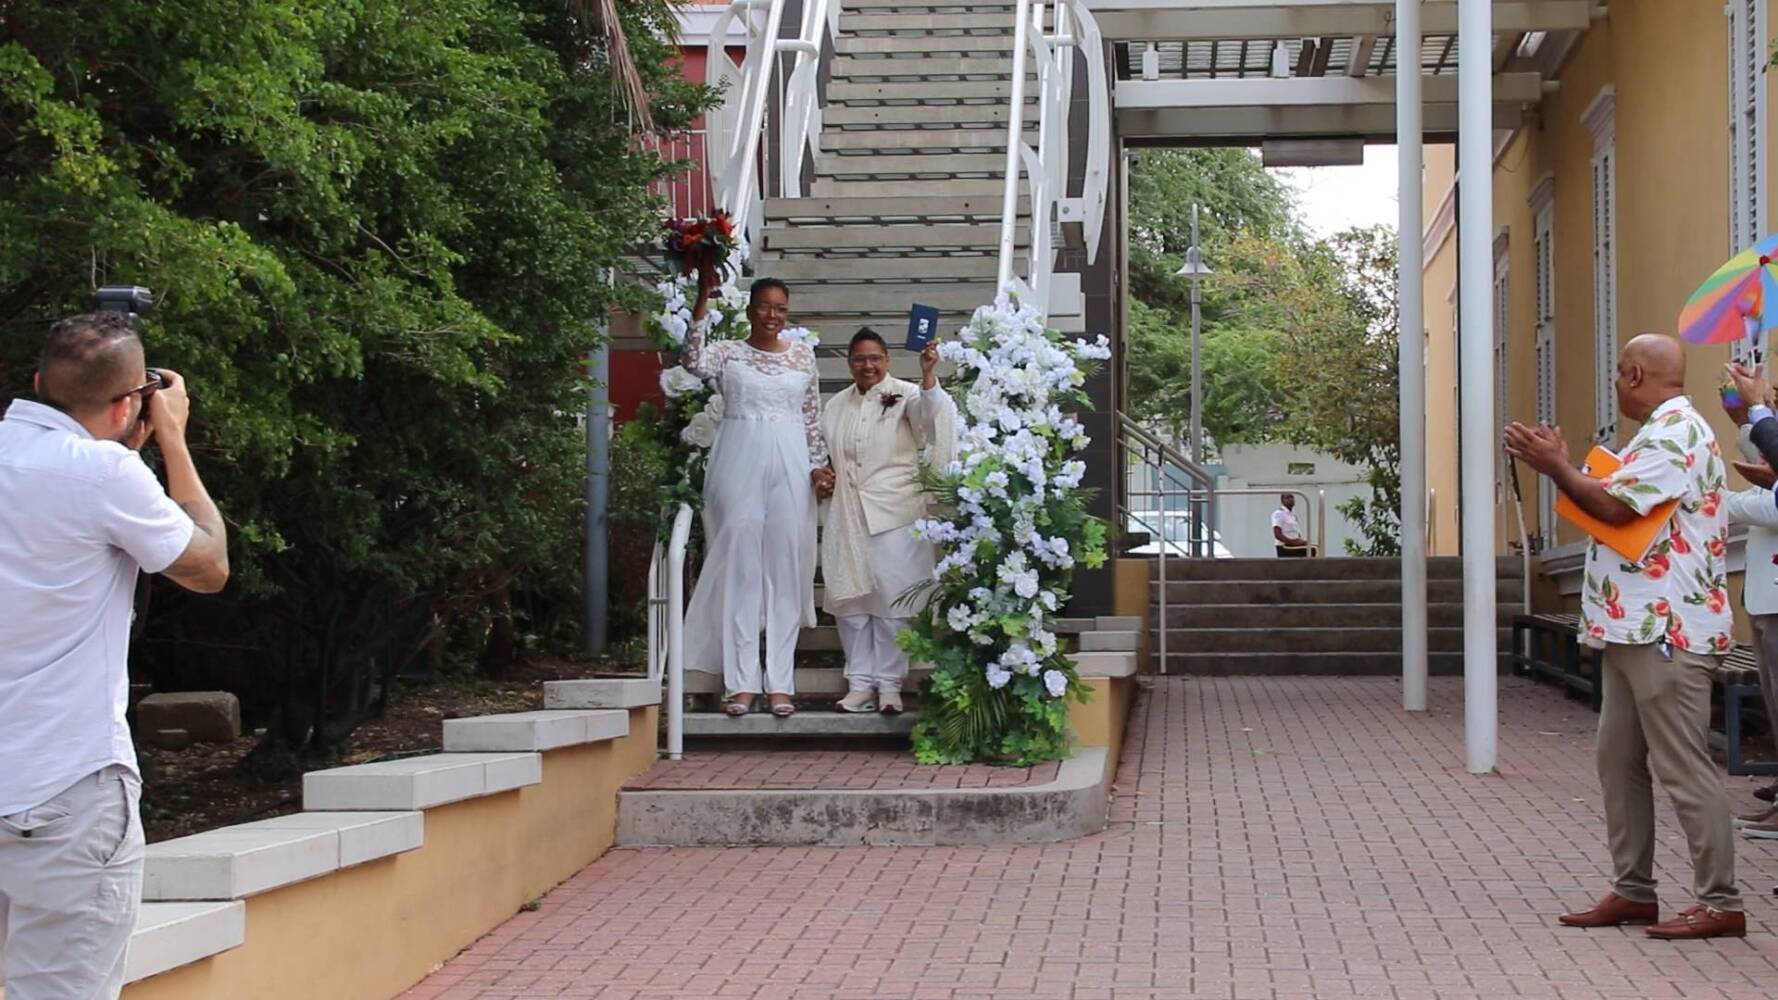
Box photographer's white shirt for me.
[1270,506,1301,542]
[0,401,194,815]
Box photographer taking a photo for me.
[0,311,228,999]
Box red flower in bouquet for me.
[663,210,741,281]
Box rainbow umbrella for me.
[1679,233,1778,346]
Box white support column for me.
[1458,0,1498,773]
[1397,0,1427,713]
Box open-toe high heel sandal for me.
[724,694,756,717]
[769,694,796,718]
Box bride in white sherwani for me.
[681,263,830,718]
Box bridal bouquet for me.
[662,210,741,282]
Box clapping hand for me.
[1736,460,1778,490]
[1503,422,1570,477]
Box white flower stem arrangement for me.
[641,242,819,539]
[899,291,1111,766]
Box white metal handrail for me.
[649,503,694,760]
[707,0,834,247]
[995,0,1113,313]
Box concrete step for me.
[1154,579,1523,604]
[1156,652,1509,676]
[830,56,1019,80]
[1150,626,1512,655]
[836,35,1016,55]
[789,284,1001,315]
[764,221,1021,251]
[843,11,1019,34]
[842,0,1019,11]
[1158,602,1479,629]
[812,152,1009,178]
[1149,556,1523,582]
[683,666,933,696]
[824,104,1021,128]
[826,80,1030,105]
[767,255,1004,284]
[809,177,1015,197]
[682,710,917,739]
[821,128,1032,153]
[616,746,1109,847]
[765,194,1023,223]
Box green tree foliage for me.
[0,0,714,772]
[1125,149,1402,554]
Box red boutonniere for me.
[878,392,903,412]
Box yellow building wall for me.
[1423,144,1461,555]
[1426,1,1769,566]
[123,706,659,1000]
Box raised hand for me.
[1504,421,1570,476]
[919,341,939,388]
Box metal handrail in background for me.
[707,0,835,248]
[648,504,694,760]
[1117,413,1218,675]
[995,0,1113,312]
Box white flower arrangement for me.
[901,290,1111,765]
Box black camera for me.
[95,285,155,327]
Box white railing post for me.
[997,0,1034,296]
[664,504,693,760]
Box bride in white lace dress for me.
[681,265,830,718]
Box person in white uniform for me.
[681,265,829,718]
[1270,493,1310,557]
[817,329,956,714]
[0,312,229,1000]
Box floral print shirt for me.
[1580,396,1733,654]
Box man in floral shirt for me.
[1506,333,1743,940]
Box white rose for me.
[680,411,718,449]
[660,365,703,399]
[704,393,725,419]
[986,665,1013,689]
[1042,669,1068,698]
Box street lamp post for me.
[1176,204,1213,556]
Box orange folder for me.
[1554,445,1680,563]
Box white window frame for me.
[1493,230,1510,506]
[1529,175,1557,550]
[1729,0,1769,366]
[1583,87,1618,446]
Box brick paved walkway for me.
[623,751,1060,791]
[405,676,1778,999]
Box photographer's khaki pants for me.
[1598,643,1741,911]
[0,765,143,1000]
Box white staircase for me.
[664,0,1113,746]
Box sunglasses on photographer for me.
[116,369,164,404]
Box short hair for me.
[37,313,143,415]
[848,329,888,356]
[748,277,790,306]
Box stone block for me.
[143,827,338,901]
[303,752,542,811]
[136,692,241,744]
[542,677,659,709]
[144,728,192,750]
[1079,631,1139,652]
[443,709,630,752]
[126,901,245,984]
[228,810,423,868]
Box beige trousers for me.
[1597,642,1741,911]
[0,765,144,1000]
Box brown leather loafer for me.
[1558,892,1659,928]
[1645,905,1746,940]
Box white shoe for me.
[837,690,877,713]
[878,689,903,715]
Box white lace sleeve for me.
[681,314,727,379]
[801,346,830,469]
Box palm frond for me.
[567,0,656,131]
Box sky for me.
[1268,144,1401,239]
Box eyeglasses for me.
[115,369,164,403]
[848,354,887,367]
